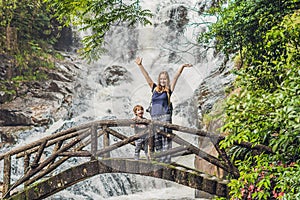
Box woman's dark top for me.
[150,83,172,116]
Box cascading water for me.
[1,0,230,199]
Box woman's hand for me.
[135,57,143,65]
[182,63,192,68]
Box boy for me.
[131,105,148,160]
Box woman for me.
[135,57,192,163]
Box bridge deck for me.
[6,159,229,200]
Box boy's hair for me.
[133,105,144,115]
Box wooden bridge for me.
[0,119,238,199]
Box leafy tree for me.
[0,0,57,53]
[0,0,56,89]
[199,0,299,199]
[1,0,152,101]
[222,13,300,197]
[199,0,298,60]
[44,0,153,61]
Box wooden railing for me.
[0,119,237,199]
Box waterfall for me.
[1,0,229,199]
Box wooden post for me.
[24,153,30,187]
[90,125,98,160]
[53,140,63,153]
[31,141,47,168]
[103,126,110,158]
[47,140,63,168]
[3,155,11,198]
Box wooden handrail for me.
[0,119,223,160]
[25,129,104,186]
[0,119,234,199]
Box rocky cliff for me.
[0,53,81,146]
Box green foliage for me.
[0,0,60,52]
[0,0,62,92]
[44,0,153,61]
[200,1,300,199]
[0,0,17,27]
[0,0,153,102]
[198,0,299,59]
[222,11,299,200]
[228,157,300,200]
[221,10,300,150]
[0,0,72,103]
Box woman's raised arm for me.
[135,57,154,88]
[170,63,192,92]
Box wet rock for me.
[0,129,16,144]
[0,54,79,144]
[196,61,235,119]
[54,26,74,52]
[154,4,190,62]
[165,5,189,32]
[102,65,132,86]
[194,58,235,193]
[0,126,32,146]
[197,0,221,14]
[0,91,14,104]
[105,27,138,63]
[0,109,33,126]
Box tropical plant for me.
[199,0,300,199]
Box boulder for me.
[101,65,132,86]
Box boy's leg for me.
[134,138,142,160]
[143,138,149,160]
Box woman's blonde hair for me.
[155,71,170,93]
